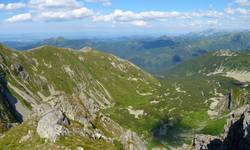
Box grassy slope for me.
[2,45,249,148]
[160,50,250,140]
[0,118,119,150]
[0,45,168,148]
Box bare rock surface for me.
[11,63,29,80]
[36,108,69,142]
[192,105,250,150]
[120,130,147,150]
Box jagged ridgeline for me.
[0,44,164,149]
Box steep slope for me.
[0,44,164,149]
[160,49,250,140]
[3,45,250,149]
[193,105,250,150]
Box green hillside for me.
[1,44,250,149]
[160,49,250,139]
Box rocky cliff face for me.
[193,105,250,150]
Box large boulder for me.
[36,108,69,142]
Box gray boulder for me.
[36,108,69,142]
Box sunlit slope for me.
[0,44,166,149]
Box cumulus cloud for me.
[0,3,26,10]
[225,7,250,15]
[24,0,94,21]
[28,0,81,10]
[235,0,250,6]
[130,20,148,27]
[93,10,181,22]
[6,13,32,23]
[93,9,223,27]
[38,7,94,21]
[85,0,112,6]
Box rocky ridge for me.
[193,105,250,150]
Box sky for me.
[0,0,250,38]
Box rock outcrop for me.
[192,134,222,150]
[11,64,29,80]
[36,108,69,142]
[0,55,3,63]
[192,105,250,150]
[120,130,147,150]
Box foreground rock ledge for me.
[193,105,250,150]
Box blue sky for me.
[0,0,250,38]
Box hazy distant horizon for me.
[1,28,250,42]
[1,0,250,38]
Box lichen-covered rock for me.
[36,108,69,142]
[120,130,147,150]
[192,134,222,150]
[45,94,93,127]
[11,63,29,80]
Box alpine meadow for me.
[1,0,250,150]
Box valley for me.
[1,37,250,149]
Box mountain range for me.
[3,30,250,74]
[1,30,250,149]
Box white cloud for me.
[85,0,112,6]
[0,3,26,10]
[225,7,235,14]
[38,7,94,21]
[225,7,250,15]
[28,0,81,10]
[6,13,32,23]
[130,20,148,27]
[0,4,4,9]
[207,20,219,26]
[93,9,180,22]
[187,19,219,28]
[235,0,250,6]
[25,0,95,21]
[93,9,223,26]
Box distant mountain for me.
[3,31,250,74]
